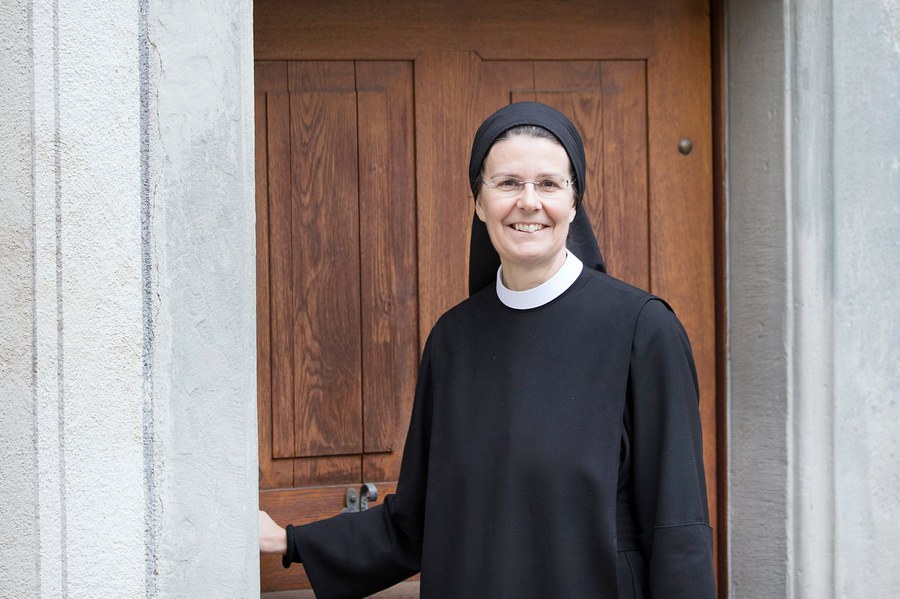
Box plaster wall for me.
[0,0,38,594]
[0,1,147,597]
[0,0,258,596]
[728,0,900,597]
[832,2,900,595]
[147,0,259,595]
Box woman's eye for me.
[538,179,562,191]
[496,178,522,190]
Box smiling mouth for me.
[512,223,546,232]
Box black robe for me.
[284,267,715,598]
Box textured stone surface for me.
[728,0,900,597]
[0,1,257,596]
[726,1,790,594]
[147,0,259,596]
[832,1,900,596]
[0,0,38,595]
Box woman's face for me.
[475,135,577,276]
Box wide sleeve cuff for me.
[282,524,301,568]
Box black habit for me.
[284,268,714,598]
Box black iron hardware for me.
[342,483,378,513]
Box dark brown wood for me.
[287,62,363,460]
[293,455,362,488]
[254,0,656,60]
[414,52,483,341]
[257,62,293,489]
[599,61,650,289]
[267,87,296,462]
[355,62,419,482]
[256,84,275,486]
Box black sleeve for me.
[628,299,715,598]
[282,337,435,599]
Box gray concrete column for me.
[727,0,791,594]
[147,0,259,594]
[0,1,258,596]
[832,1,900,596]
[0,0,39,594]
[727,0,900,597]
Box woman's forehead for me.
[483,135,571,172]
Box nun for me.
[259,102,716,598]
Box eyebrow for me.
[486,171,568,179]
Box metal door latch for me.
[341,483,378,513]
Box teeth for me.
[514,223,544,232]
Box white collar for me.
[496,252,584,310]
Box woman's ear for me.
[568,201,577,223]
[475,197,487,223]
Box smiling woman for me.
[475,132,577,291]
[259,102,715,598]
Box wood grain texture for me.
[414,52,483,341]
[288,62,363,458]
[599,61,649,290]
[254,0,655,60]
[293,455,361,488]
[257,62,294,488]
[355,62,419,482]
[256,86,294,489]
[266,88,296,461]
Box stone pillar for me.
[0,1,258,596]
[831,1,900,596]
[0,0,39,594]
[728,0,900,597]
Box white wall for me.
[728,0,900,597]
[0,0,38,594]
[832,2,900,595]
[0,1,258,596]
[148,0,259,595]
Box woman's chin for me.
[500,247,563,270]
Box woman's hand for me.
[258,510,287,555]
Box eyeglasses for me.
[482,175,575,199]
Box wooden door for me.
[255,1,716,592]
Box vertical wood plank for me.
[288,61,363,461]
[599,61,649,289]
[356,61,419,482]
[255,86,274,483]
[414,52,482,341]
[474,61,536,130]
[256,62,294,487]
[266,85,296,461]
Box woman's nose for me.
[517,184,542,211]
